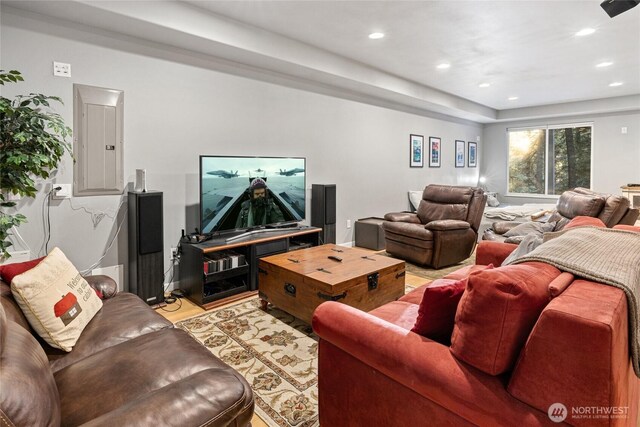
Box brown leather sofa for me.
[0,275,254,427]
[484,187,639,242]
[382,185,486,268]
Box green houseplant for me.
[0,70,72,258]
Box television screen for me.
[200,156,306,234]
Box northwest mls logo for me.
[548,403,568,423]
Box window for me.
[507,123,592,196]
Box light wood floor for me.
[156,269,428,427]
[157,271,428,324]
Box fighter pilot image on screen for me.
[235,178,284,228]
[200,157,305,234]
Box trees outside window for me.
[508,124,592,196]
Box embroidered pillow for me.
[10,247,103,351]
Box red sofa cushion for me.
[450,262,562,375]
[0,257,45,284]
[411,278,466,344]
[564,216,606,229]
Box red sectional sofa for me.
[313,239,639,426]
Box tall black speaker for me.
[311,184,336,244]
[128,191,164,305]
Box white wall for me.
[481,111,640,205]
[1,10,482,288]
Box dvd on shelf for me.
[203,251,246,274]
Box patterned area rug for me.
[176,283,419,427]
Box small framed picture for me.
[455,140,465,168]
[429,137,441,168]
[468,141,477,167]
[410,134,424,168]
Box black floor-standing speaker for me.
[128,191,164,305]
[311,184,336,244]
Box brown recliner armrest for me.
[491,221,520,235]
[425,220,470,231]
[84,275,118,299]
[384,212,421,223]
[619,207,639,225]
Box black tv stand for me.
[179,226,321,309]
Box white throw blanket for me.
[505,227,640,377]
[484,203,557,221]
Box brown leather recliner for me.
[484,187,639,242]
[382,185,486,269]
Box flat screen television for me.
[200,155,306,234]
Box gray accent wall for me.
[481,111,640,205]
[1,10,482,287]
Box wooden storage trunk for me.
[258,244,405,323]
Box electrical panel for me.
[73,84,124,196]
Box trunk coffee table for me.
[258,244,406,323]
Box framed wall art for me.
[429,136,441,168]
[410,134,424,168]
[468,141,477,167]
[455,140,465,168]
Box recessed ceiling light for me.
[596,61,613,68]
[609,82,623,87]
[478,83,490,88]
[575,28,596,36]
[368,32,385,39]
[436,63,451,69]
[508,96,519,101]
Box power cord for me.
[66,198,124,228]
[40,187,57,256]
[160,236,184,313]
[79,203,128,275]
[159,294,183,312]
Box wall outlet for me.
[621,127,628,134]
[346,219,351,228]
[52,184,72,199]
[53,61,71,77]
[171,247,179,260]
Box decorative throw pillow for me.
[10,247,103,352]
[0,257,45,284]
[411,274,483,345]
[486,194,500,207]
[450,262,561,375]
[443,263,494,281]
[408,190,423,212]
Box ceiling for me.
[185,0,640,110]
[4,0,640,123]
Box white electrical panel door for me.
[74,84,124,196]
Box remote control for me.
[327,255,343,262]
